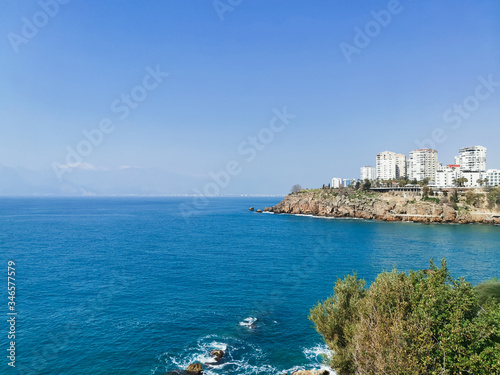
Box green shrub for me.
[488,187,500,207]
[422,196,440,204]
[309,275,366,374]
[310,260,500,375]
[476,278,500,305]
[465,190,482,207]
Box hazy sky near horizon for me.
[1,0,499,194]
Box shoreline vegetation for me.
[310,260,500,374]
[263,186,500,225]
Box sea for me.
[1,197,499,375]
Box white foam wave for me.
[239,316,257,327]
[303,344,336,374]
[160,335,336,375]
[303,343,331,362]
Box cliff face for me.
[265,190,500,225]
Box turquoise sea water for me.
[1,197,499,375]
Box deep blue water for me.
[1,197,499,375]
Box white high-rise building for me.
[360,166,376,181]
[435,165,461,188]
[376,151,407,180]
[485,169,500,187]
[460,171,484,188]
[454,146,487,172]
[407,149,439,182]
[331,178,342,189]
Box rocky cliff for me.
[265,189,500,225]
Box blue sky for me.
[1,0,499,194]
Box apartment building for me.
[435,165,460,188]
[360,166,376,181]
[407,149,439,182]
[485,169,500,187]
[454,146,487,172]
[376,151,407,180]
[331,178,342,189]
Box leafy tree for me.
[309,275,366,374]
[291,184,302,194]
[454,177,468,187]
[422,186,431,198]
[476,278,500,305]
[362,179,372,192]
[310,260,500,375]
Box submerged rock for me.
[209,349,224,362]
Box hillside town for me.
[332,146,500,189]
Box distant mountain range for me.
[0,163,205,196]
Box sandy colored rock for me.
[268,189,500,225]
[291,370,330,375]
[186,363,203,374]
[209,349,224,362]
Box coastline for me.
[264,189,500,225]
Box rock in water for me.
[256,209,263,213]
[186,363,203,374]
[209,349,224,362]
[248,207,255,211]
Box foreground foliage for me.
[476,278,500,305]
[309,260,500,375]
